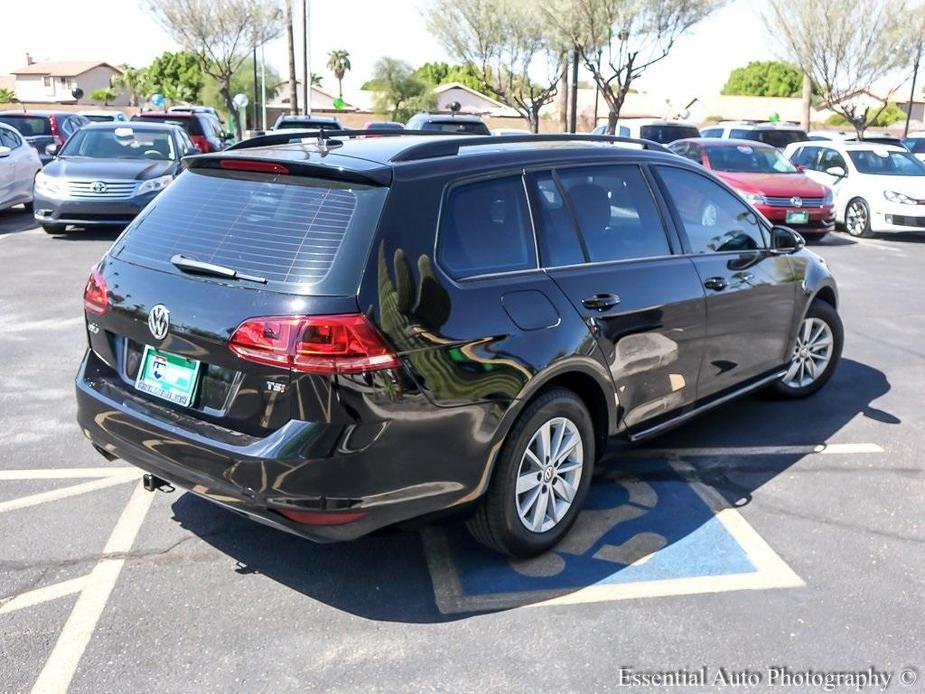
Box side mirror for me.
[770,225,806,254]
[0,146,10,159]
[795,164,806,173]
[824,165,846,178]
[44,143,59,157]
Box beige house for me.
[268,82,355,111]
[11,59,125,105]
[432,82,519,117]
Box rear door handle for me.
[582,293,621,310]
[703,276,728,291]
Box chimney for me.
[25,52,34,66]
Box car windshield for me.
[706,144,798,173]
[848,149,925,176]
[0,115,52,136]
[639,125,700,143]
[421,121,490,135]
[740,129,807,148]
[61,128,176,160]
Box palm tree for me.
[113,65,149,108]
[326,49,351,99]
[0,88,16,104]
[310,73,323,87]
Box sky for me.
[1,0,908,100]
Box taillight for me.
[83,270,108,315]
[48,116,65,146]
[190,135,211,153]
[219,159,289,174]
[229,314,399,374]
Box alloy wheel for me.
[515,417,583,533]
[846,201,867,236]
[782,317,834,389]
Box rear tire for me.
[845,198,873,238]
[771,300,843,399]
[467,388,595,557]
[40,223,67,234]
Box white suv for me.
[591,118,700,143]
[701,121,808,150]
[784,140,925,237]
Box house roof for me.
[12,61,122,77]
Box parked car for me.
[272,115,343,131]
[0,111,90,165]
[364,120,404,132]
[169,104,221,119]
[670,138,834,238]
[700,121,808,149]
[593,118,701,143]
[0,122,42,212]
[79,110,129,123]
[74,132,842,557]
[808,130,905,147]
[784,140,925,237]
[405,112,491,135]
[33,122,197,234]
[132,111,229,153]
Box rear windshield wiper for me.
[170,254,267,284]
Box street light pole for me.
[904,42,922,139]
[302,0,309,116]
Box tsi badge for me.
[148,304,170,341]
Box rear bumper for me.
[75,350,486,542]
[33,192,159,226]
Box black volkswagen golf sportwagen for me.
[75,132,843,557]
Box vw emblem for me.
[790,196,803,208]
[147,304,170,341]
[90,181,108,194]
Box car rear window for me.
[112,168,388,294]
[734,129,807,148]
[422,121,491,135]
[277,120,342,130]
[639,125,700,143]
[0,115,51,136]
[134,114,203,136]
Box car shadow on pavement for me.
[50,227,124,242]
[170,358,895,623]
[0,208,36,236]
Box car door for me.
[652,164,798,398]
[0,128,15,206]
[528,164,707,430]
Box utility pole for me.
[302,0,310,116]
[801,72,812,133]
[285,0,298,115]
[252,46,258,131]
[261,44,267,130]
[569,48,578,133]
[904,42,922,139]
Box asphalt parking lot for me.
[1,209,923,693]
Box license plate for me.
[134,346,201,407]
[786,210,809,224]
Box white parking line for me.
[0,472,139,514]
[854,238,904,253]
[0,576,88,615]
[624,442,883,458]
[0,467,137,480]
[30,481,155,694]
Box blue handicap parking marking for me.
[423,458,803,613]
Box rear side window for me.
[113,168,388,294]
[438,176,536,278]
[556,165,671,262]
[0,116,51,136]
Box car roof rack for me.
[224,129,670,159]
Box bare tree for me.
[548,0,722,133]
[145,0,284,138]
[425,0,563,133]
[765,0,919,138]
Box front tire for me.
[845,198,873,238]
[467,388,595,557]
[772,300,843,398]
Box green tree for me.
[201,56,280,128]
[326,49,351,98]
[368,57,436,122]
[412,61,483,91]
[90,88,117,106]
[0,88,16,103]
[825,102,907,127]
[721,61,806,97]
[113,65,150,107]
[146,51,205,105]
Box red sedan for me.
[670,138,835,237]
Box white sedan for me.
[784,140,925,237]
[0,122,41,213]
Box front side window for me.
[438,176,536,279]
[656,166,766,253]
[556,165,671,262]
[818,148,848,173]
[791,146,820,170]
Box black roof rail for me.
[389,134,670,162]
[225,128,469,151]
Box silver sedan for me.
[0,122,41,213]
